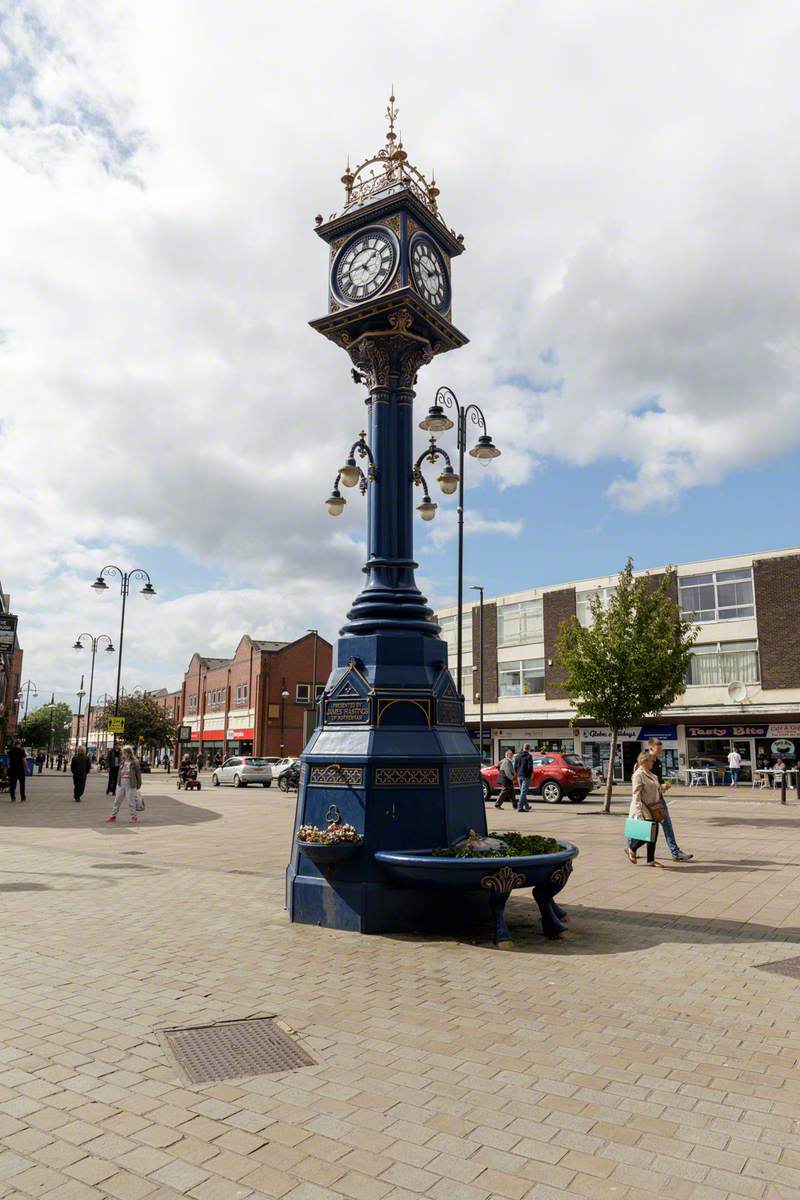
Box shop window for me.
[679,568,754,622]
[685,641,759,685]
[498,599,543,645]
[498,659,545,697]
[576,586,615,627]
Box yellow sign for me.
[107,716,126,734]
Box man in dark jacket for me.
[70,747,91,802]
[513,743,534,811]
[106,745,120,795]
[8,740,27,802]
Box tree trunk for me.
[603,728,618,813]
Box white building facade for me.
[437,547,800,782]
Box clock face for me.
[333,227,399,304]
[409,233,449,311]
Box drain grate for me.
[755,956,800,979]
[162,1018,315,1084]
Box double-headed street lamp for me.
[419,387,500,695]
[44,692,56,759]
[73,633,115,753]
[75,676,86,749]
[279,683,290,756]
[90,567,155,713]
[19,680,38,720]
[470,584,485,762]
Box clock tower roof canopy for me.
[313,91,465,258]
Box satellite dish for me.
[727,681,748,703]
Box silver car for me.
[211,756,273,789]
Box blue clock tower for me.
[286,96,489,933]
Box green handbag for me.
[625,817,657,842]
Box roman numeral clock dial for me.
[332,227,399,305]
[409,233,450,312]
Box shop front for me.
[686,722,800,783]
[493,728,576,760]
[225,726,254,757]
[577,724,679,782]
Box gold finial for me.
[341,155,354,201]
[386,89,398,145]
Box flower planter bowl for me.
[296,839,362,867]
[374,840,579,946]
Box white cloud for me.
[2,0,799,690]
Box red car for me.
[481,752,593,804]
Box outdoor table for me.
[752,768,798,790]
[688,767,715,787]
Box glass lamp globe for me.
[419,404,454,433]
[338,457,360,487]
[325,489,346,516]
[437,467,459,495]
[141,582,156,598]
[417,496,437,521]
[469,434,501,465]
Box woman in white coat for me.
[627,750,664,866]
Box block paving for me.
[0,771,799,1198]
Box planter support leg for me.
[481,865,525,949]
[533,862,574,940]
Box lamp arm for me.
[412,465,432,494]
[127,568,153,587]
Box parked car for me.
[481,752,593,804]
[278,761,301,792]
[271,756,298,778]
[211,756,273,788]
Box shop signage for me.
[226,727,253,740]
[579,724,677,741]
[687,725,767,738]
[107,716,126,734]
[771,738,796,756]
[178,724,192,741]
[0,614,17,652]
[768,723,800,738]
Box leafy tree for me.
[18,703,73,753]
[95,693,176,755]
[555,559,698,812]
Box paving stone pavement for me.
[0,770,799,1199]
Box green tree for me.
[95,694,176,755]
[18,703,73,753]
[555,559,698,813]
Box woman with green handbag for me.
[626,750,666,866]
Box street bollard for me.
[780,772,787,805]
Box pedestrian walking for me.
[626,750,665,866]
[514,744,534,811]
[106,745,120,795]
[35,752,45,774]
[494,750,517,809]
[727,747,742,786]
[647,738,692,862]
[70,746,91,802]
[8,739,27,803]
[106,746,142,824]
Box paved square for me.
[0,771,798,1198]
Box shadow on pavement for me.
[0,777,221,832]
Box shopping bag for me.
[625,817,657,843]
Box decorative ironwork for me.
[337,682,360,697]
[376,697,431,727]
[548,860,573,889]
[324,804,343,824]
[309,765,364,788]
[374,766,440,787]
[481,865,525,896]
[448,764,480,788]
[436,698,464,727]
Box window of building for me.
[187,695,197,713]
[234,682,249,706]
[679,568,754,622]
[296,683,311,703]
[498,658,546,697]
[315,684,325,701]
[498,599,543,645]
[438,612,473,658]
[576,587,615,627]
[685,641,760,686]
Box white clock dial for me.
[333,227,398,304]
[410,234,449,311]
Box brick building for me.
[0,581,23,745]
[174,632,331,763]
[437,547,800,782]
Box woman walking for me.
[626,750,664,866]
[70,746,91,802]
[106,746,142,824]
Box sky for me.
[2,0,799,714]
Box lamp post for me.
[73,633,115,755]
[419,387,500,695]
[75,675,86,749]
[89,567,155,714]
[470,584,485,763]
[44,692,56,762]
[306,629,319,744]
[19,680,38,720]
[279,684,289,756]
[95,693,114,755]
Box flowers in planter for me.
[297,822,361,845]
[430,829,561,858]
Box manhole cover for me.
[162,1018,315,1084]
[755,957,800,979]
